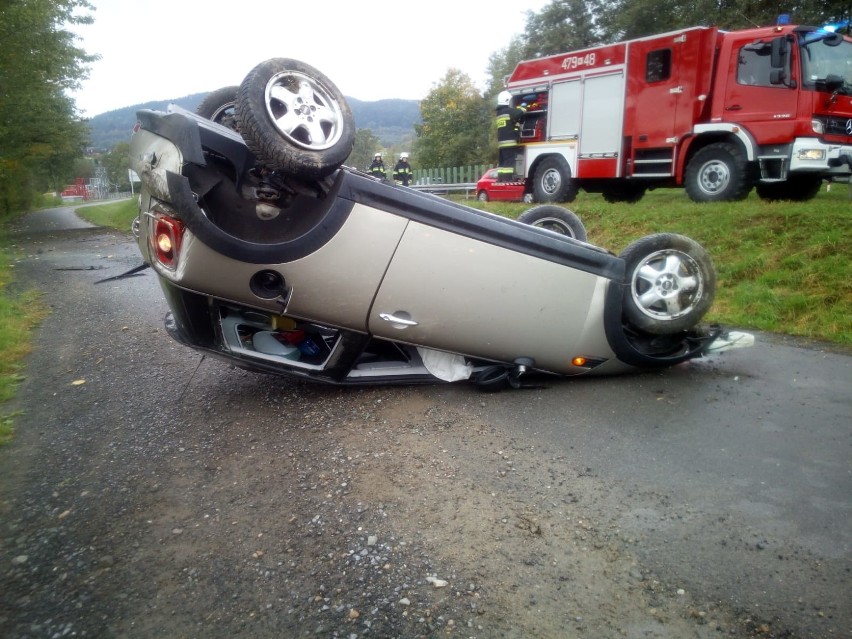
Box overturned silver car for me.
[129,58,746,390]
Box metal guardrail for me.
[409,183,477,198]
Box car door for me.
[367,221,609,373]
[492,181,525,201]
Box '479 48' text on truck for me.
[502,21,852,203]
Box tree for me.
[72,157,95,182]
[485,0,608,98]
[348,129,384,173]
[522,0,605,58]
[413,69,491,169]
[597,0,736,39]
[598,0,852,40]
[0,0,97,214]
[100,142,131,192]
[485,35,529,98]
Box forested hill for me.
[85,93,421,151]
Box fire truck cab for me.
[505,22,852,203]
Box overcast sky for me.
[69,0,552,117]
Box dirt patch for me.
[330,388,748,638]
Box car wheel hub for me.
[657,275,676,293]
[632,249,702,321]
[264,72,344,151]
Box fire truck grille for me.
[821,116,852,137]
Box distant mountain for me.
[85,92,421,151]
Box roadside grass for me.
[76,197,137,230]
[0,245,49,445]
[0,199,138,447]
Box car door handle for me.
[725,104,742,111]
[379,312,418,327]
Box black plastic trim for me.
[163,313,439,387]
[165,169,354,264]
[136,110,207,166]
[160,282,216,347]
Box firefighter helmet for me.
[496,91,512,107]
[400,152,409,160]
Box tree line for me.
[0,0,97,216]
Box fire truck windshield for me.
[799,33,852,92]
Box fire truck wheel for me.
[517,205,587,241]
[755,176,822,201]
[620,233,715,335]
[684,142,750,202]
[236,58,355,179]
[477,190,489,202]
[532,157,578,203]
[197,86,239,131]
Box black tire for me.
[517,205,587,241]
[532,156,578,203]
[196,86,239,130]
[475,366,511,392]
[620,233,715,335]
[756,176,822,201]
[684,142,751,202]
[477,190,489,202]
[236,58,355,179]
[602,181,646,203]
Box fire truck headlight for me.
[797,148,826,161]
[811,119,825,134]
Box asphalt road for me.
[1,206,850,638]
[468,335,851,623]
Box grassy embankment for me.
[1,188,849,442]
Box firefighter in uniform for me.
[368,152,386,179]
[495,91,526,182]
[393,152,413,186]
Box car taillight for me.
[150,211,184,269]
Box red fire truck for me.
[503,21,852,203]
